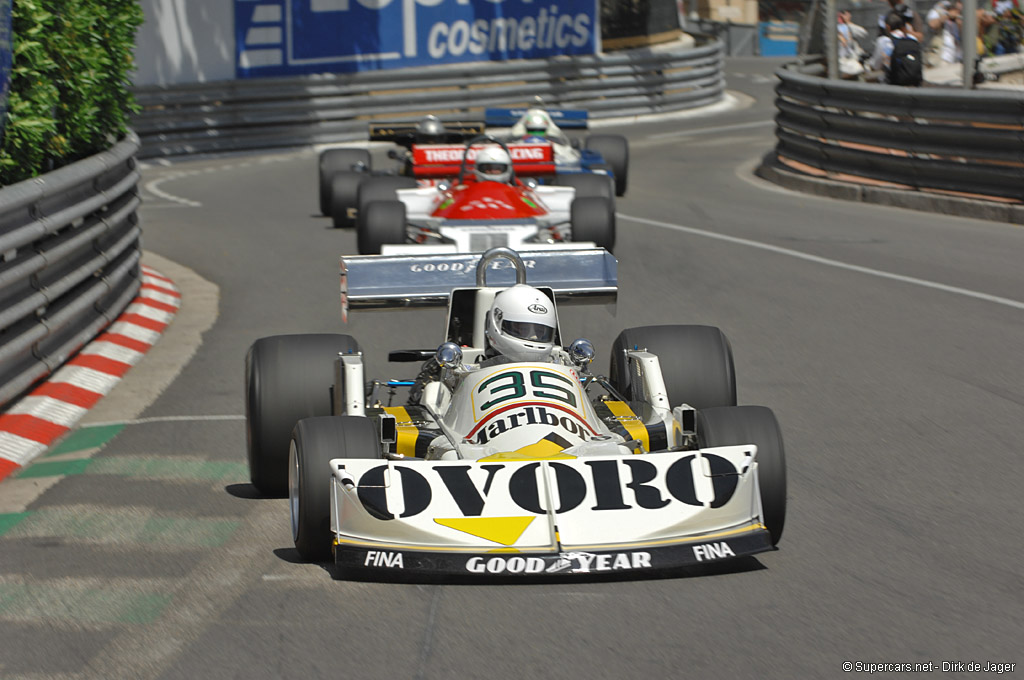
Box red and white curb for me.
[0,265,180,483]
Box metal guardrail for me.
[130,39,726,158]
[0,132,143,409]
[771,63,1024,202]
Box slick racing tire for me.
[609,325,736,411]
[355,175,417,218]
[329,172,364,229]
[696,405,786,546]
[246,334,360,497]
[319,148,370,216]
[290,416,380,562]
[570,196,615,252]
[357,200,407,255]
[585,134,629,196]
[555,172,615,207]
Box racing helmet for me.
[523,109,550,136]
[416,115,446,143]
[486,285,558,362]
[473,145,512,184]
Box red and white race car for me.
[353,137,615,255]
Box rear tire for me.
[357,200,407,254]
[609,325,736,411]
[696,405,786,545]
[319,149,370,216]
[555,172,615,206]
[570,196,615,252]
[585,134,629,196]
[290,416,380,562]
[245,334,360,497]
[329,172,364,229]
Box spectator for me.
[880,0,926,40]
[926,0,963,62]
[870,11,924,85]
[839,11,870,76]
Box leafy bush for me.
[0,0,143,185]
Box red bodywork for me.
[430,181,548,220]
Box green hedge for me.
[0,0,143,185]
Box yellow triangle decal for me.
[434,516,535,545]
[480,439,576,461]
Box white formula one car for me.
[244,248,785,580]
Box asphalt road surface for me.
[1,57,1021,679]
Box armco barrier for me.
[768,63,1024,203]
[0,132,143,410]
[131,38,725,158]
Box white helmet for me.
[523,109,550,136]
[473,145,512,184]
[486,285,558,362]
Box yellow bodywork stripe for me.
[382,406,420,457]
[604,401,649,452]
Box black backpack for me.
[887,36,923,86]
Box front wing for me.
[329,447,773,579]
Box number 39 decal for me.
[474,368,580,414]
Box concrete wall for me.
[132,0,235,86]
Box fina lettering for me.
[364,550,405,568]
[692,542,735,562]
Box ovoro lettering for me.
[349,454,741,520]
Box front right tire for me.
[290,416,380,562]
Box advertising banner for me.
[234,0,598,78]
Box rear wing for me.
[368,121,485,148]
[485,107,589,129]
[409,143,556,178]
[340,248,616,321]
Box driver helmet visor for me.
[477,162,508,175]
[502,320,555,343]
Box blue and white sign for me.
[234,0,598,78]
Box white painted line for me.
[84,415,247,428]
[619,213,1024,311]
[144,175,202,208]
